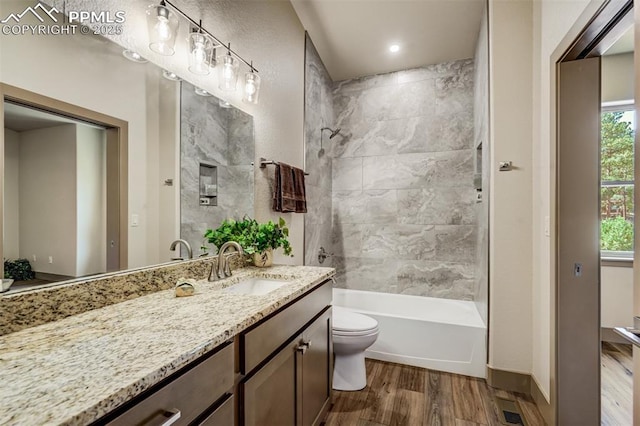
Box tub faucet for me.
[217,241,244,278]
[170,239,193,260]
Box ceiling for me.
[290,0,485,82]
[4,102,94,132]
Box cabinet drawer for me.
[199,395,234,426]
[107,343,234,426]
[241,281,332,374]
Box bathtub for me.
[332,288,487,378]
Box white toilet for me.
[332,306,380,391]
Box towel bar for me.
[259,157,309,175]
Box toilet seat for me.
[333,306,378,335]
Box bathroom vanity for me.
[0,264,334,426]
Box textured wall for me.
[180,81,254,256]
[304,35,335,267]
[473,5,490,325]
[330,59,477,300]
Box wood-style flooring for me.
[325,359,545,426]
[601,342,632,426]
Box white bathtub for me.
[332,288,487,378]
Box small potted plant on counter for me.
[204,217,292,267]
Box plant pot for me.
[253,249,273,267]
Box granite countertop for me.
[0,265,334,426]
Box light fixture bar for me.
[162,0,259,73]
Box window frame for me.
[600,100,635,265]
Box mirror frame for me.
[0,83,129,279]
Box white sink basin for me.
[224,277,290,296]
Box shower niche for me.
[199,163,217,206]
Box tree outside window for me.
[601,107,634,256]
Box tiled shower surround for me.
[180,82,254,256]
[304,38,478,300]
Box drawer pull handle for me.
[296,340,311,355]
[143,408,181,426]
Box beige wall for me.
[488,0,533,375]
[601,265,634,328]
[19,124,77,276]
[76,126,106,276]
[602,53,634,103]
[3,128,20,259]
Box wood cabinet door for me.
[300,308,332,426]
[242,340,298,426]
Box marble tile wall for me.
[181,82,254,256]
[330,59,478,300]
[304,35,335,267]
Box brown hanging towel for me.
[273,163,307,213]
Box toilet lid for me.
[332,306,378,333]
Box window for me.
[601,101,634,261]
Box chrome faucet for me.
[217,241,244,278]
[169,239,193,260]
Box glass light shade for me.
[219,99,232,108]
[242,72,261,104]
[188,32,217,75]
[146,3,179,56]
[218,54,239,92]
[122,50,148,63]
[162,69,181,81]
[195,87,211,96]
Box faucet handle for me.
[223,252,239,277]
[208,257,221,282]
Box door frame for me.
[553,0,634,423]
[0,83,128,275]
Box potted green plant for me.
[204,217,292,267]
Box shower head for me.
[321,127,342,139]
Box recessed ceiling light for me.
[122,50,148,63]
[389,44,400,53]
[162,70,182,81]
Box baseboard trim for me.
[487,367,555,425]
[486,366,531,394]
[35,272,73,281]
[601,327,630,344]
[530,375,554,426]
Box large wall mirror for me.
[0,1,255,293]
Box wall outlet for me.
[48,256,53,264]
[32,255,37,262]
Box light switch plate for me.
[131,214,139,227]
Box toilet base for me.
[333,352,367,391]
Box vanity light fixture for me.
[242,63,261,105]
[162,69,181,81]
[188,22,219,75]
[143,0,261,104]
[122,50,148,63]
[146,0,179,56]
[195,87,212,97]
